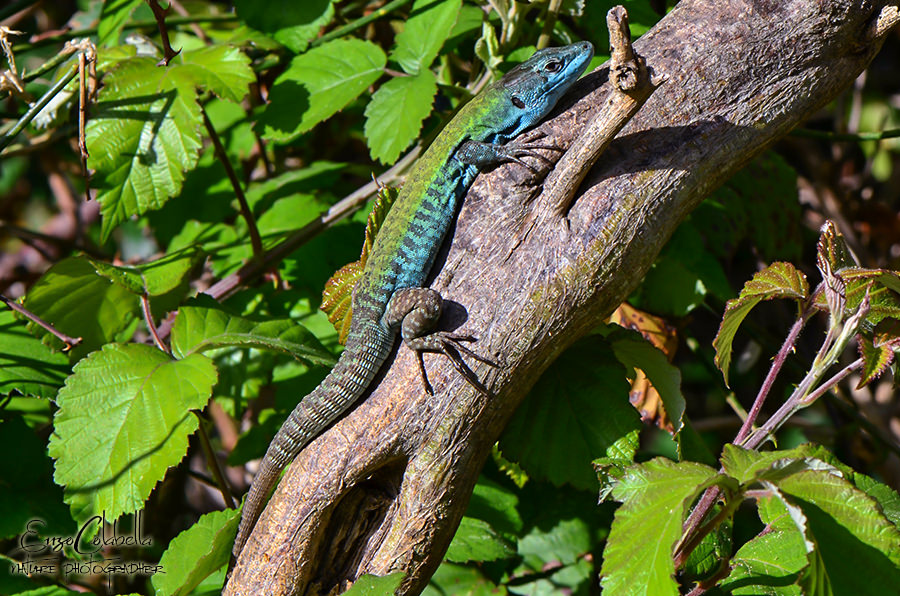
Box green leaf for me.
[173,45,255,103]
[0,308,70,397]
[86,247,203,297]
[170,302,335,366]
[446,517,516,563]
[48,344,217,522]
[423,564,502,596]
[234,0,334,53]
[466,477,523,536]
[681,506,732,583]
[0,416,75,539]
[777,469,900,592]
[853,473,900,526]
[713,262,809,386]
[500,336,640,490]
[97,0,143,46]
[321,186,400,343]
[856,333,894,389]
[391,0,462,75]
[21,257,141,356]
[720,444,835,486]
[341,572,405,595]
[721,487,811,595]
[151,508,240,596]
[364,70,438,164]
[600,458,728,596]
[603,326,686,434]
[87,56,203,241]
[258,39,386,143]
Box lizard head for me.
[499,41,594,125]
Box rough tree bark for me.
[225,1,900,594]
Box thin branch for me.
[790,127,900,142]
[539,6,661,216]
[536,0,563,50]
[145,0,181,65]
[743,357,864,450]
[12,15,238,53]
[0,61,78,151]
[733,310,811,444]
[311,0,414,49]
[141,295,168,353]
[202,147,419,300]
[0,294,82,349]
[201,106,264,259]
[194,410,237,509]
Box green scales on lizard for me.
[233,41,594,559]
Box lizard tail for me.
[232,331,393,560]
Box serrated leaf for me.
[320,261,362,344]
[856,334,894,389]
[446,517,516,563]
[321,186,400,343]
[853,473,900,526]
[720,487,812,595]
[365,70,438,164]
[816,220,858,273]
[258,39,386,143]
[600,458,729,595]
[151,508,240,596]
[234,0,334,53]
[779,469,900,593]
[604,326,686,435]
[48,344,217,523]
[0,308,70,397]
[172,45,255,103]
[713,262,809,386]
[21,257,141,356]
[87,56,203,241]
[170,303,335,366]
[500,336,640,490]
[392,0,462,75]
[97,0,143,46]
[720,444,838,486]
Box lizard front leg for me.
[384,287,493,395]
[456,139,560,172]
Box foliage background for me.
[0,1,899,595]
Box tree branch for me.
[226,2,899,594]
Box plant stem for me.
[193,410,236,508]
[0,293,82,349]
[312,0,414,48]
[791,127,900,142]
[0,61,78,151]
[12,14,238,53]
[201,107,263,259]
[141,295,168,353]
[734,312,809,444]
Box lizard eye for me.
[544,60,562,73]
[511,96,526,109]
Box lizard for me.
[232,40,594,560]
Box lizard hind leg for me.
[384,287,494,396]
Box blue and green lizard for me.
[233,41,594,558]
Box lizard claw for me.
[413,332,494,396]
